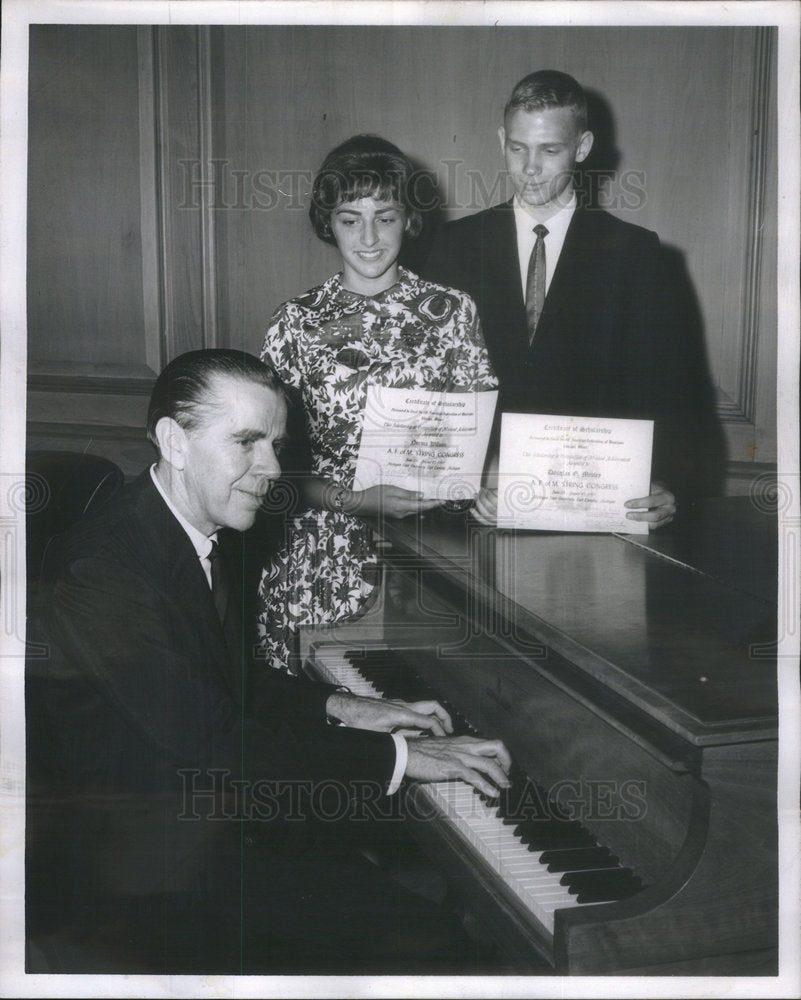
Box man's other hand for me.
[470,487,498,525]
[325,692,453,736]
[405,735,512,797]
[624,482,676,528]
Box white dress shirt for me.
[150,465,216,587]
[149,464,407,793]
[514,192,577,301]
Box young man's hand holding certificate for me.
[491,414,672,534]
[353,386,498,503]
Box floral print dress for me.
[255,267,497,671]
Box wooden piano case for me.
[300,497,779,975]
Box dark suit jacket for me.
[28,471,396,916]
[423,201,723,501]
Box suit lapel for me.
[486,202,530,353]
[535,206,592,341]
[487,202,523,299]
[132,473,239,693]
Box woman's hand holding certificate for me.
[353,385,498,503]
[334,483,442,520]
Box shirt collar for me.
[150,464,216,560]
[513,190,577,241]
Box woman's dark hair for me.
[146,349,285,452]
[309,134,423,245]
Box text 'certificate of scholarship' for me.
[497,413,653,534]
[353,386,498,500]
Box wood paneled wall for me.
[27,24,778,486]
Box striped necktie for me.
[525,223,549,344]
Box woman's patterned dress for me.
[255,267,497,670]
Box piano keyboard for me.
[308,644,644,938]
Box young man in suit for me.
[27,349,510,974]
[424,70,722,525]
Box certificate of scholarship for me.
[497,413,654,534]
[353,386,498,501]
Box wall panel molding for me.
[154,25,178,362]
[154,25,217,358]
[27,369,155,396]
[27,22,216,466]
[28,421,148,442]
[723,461,778,497]
[197,26,219,347]
[716,26,774,426]
[138,26,164,375]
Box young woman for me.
[256,134,496,671]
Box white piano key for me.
[310,645,616,938]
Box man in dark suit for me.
[423,70,722,524]
[27,349,510,974]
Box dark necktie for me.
[207,540,230,626]
[207,539,244,667]
[525,223,549,345]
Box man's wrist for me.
[387,733,407,795]
[325,689,353,726]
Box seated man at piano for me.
[26,348,512,975]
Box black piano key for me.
[347,653,429,704]
[576,879,644,904]
[346,650,474,734]
[497,771,551,820]
[337,646,647,908]
[511,811,597,849]
[542,847,619,872]
[347,650,424,697]
[512,815,592,840]
[497,773,598,850]
[561,865,632,886]
[515,825,597,852]
[495,773,530,816]
[347,653,418,700]
[568,876,630,901]
[345,651,400,671]
[573,872,644,903]
[544,798,576,822]
[532,834,598,853]
[498,773,597,838]
[560,867,639,895]
[540,844,612,864]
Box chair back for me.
[26,450,125,584]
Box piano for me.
[302,496,779,975]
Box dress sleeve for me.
[448,292,499,391]
[260,303,303,391]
